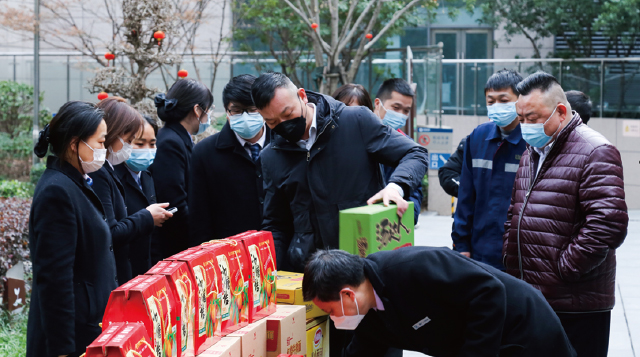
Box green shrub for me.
[29,163,46,186]
[0,181,34,198]
[0,81,50,138]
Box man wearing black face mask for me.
[251,72,428,273]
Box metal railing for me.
[2,51,639,119]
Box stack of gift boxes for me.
[86,230,329,357]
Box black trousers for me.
[556,311,611,357]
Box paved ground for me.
[403,210,639,357]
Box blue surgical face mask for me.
[381,102,409,130]
[487,102,518,127]
[229,112,264,140]
[196,112,210,135]
[521,106,560,148]
[125,148,156,172]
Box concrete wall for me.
[422,115,640,215]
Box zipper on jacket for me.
[307,151,310,161]
[515,147,548,280]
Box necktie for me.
[246,143,261,162]
[134,174,142,190]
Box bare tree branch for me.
[364,0,421,51]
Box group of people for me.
[26,67,627,357]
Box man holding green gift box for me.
[251,72,428,273]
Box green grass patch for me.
[0,307,28,357]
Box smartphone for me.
[167,207,178,214]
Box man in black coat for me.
[303,248,576,357]
[437,136,466,198]
[189,74,269,245]
[252,72,428,272]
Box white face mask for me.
[80,140,107,174]
[108,136,133,165]
[330,290,366,330]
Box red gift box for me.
[230,231,277,322]
[102,275,180,357]
[86,322,155,357]
[147,260,197,356]
[199,238,251,335]
[166,249,223,354]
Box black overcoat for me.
[27,156,118,357]
[90,162,154,283]
[150,121,193,260]
[346,247,576,357]
[114,163,157,276]
[188,122,270,245]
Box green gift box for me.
[339,203,414,257]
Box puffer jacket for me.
[503,113,628,312]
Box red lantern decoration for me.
[311,23,319,31]
[104,52,115,67]
[177,69,188,78]
[365,33,373,40]
[153,31,165,46]
[97,92,109,100]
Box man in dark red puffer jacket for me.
[504,71,628,357]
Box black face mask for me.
[273,97,307,143]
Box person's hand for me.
[460,252,471,258]
[367,186,409,217]
[146,202,173,227]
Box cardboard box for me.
[266,305,306,357]
[2,262,26,313]
[199,336,242,357]
[166,249,223,354]
[276,272,326,319]
[199,240,251,334]
[305,317,329,357]
[230,231,278,322]
[87,322,155,357]
[339,203,414,258]
[147,261,197,356]
[228,319,267,357]
[102,275,181,357]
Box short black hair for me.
[516,71,560,96]
[223,74,257,111]
[375,78,414,102]
[142,114,159,136]
[484,69,523,95]
[302,250,366,302]
[565,90,592,124]
[155,79,213,123]
[332,83,374,111]
[34,101,104,159]
[251,72,295,110]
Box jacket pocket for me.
[84,282,98,323]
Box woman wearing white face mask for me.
[28,101,117,357]
[91,97,173,284]
[152,79,214,261]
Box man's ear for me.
[558,103,570,121]
[374,98,381,108]
[298,88,308,103]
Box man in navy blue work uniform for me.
[451,69,527,269]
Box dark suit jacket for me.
[346,247,576,357]
[114,163,157,276]
[189,122,270,245]
[27,156,118,357]
[90,162,154,283]
[150,121,193,260]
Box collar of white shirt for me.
[373,289,385,311]
[235,124,267,159]
[297,103,317,150]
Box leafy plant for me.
[0,197,31,283]
[0,181,34,199]
[0,81,50,138]
[29,164,46,186]
[0,305,28,357]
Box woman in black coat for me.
[27,101,116,357]
[91,97,171,284]
[151,79,214,261]
[115,115,159,276]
